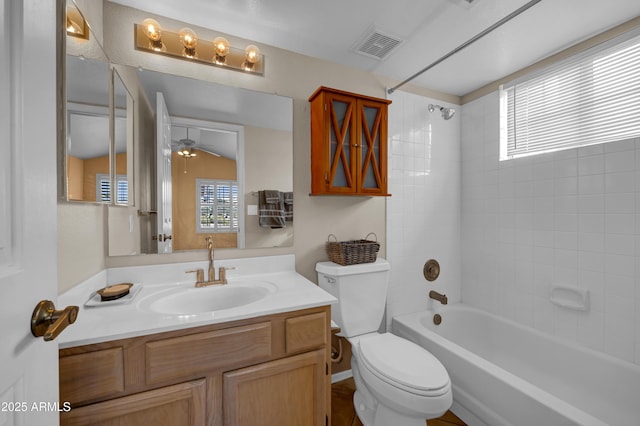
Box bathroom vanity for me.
[57,255,335,426]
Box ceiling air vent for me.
[354,27,403,61]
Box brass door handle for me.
[31,300,79,341]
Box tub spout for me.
[429,290,448,305]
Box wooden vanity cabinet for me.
[309,86,391,196]
[59,306,331,426]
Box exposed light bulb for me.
[179,28,198,58]
[242,44,261,71]
[212,37,230,64]
[142,18,164,51]
[66,18,80,34]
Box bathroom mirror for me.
[61,1,135,205]
[64,49,111,203]
[63,0,294,255]
[108,66,294,255]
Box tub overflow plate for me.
[423,259,440,281]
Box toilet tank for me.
[316,258,390,338]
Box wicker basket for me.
[326,233,379,265]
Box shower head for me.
[428,104,456,120]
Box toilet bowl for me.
[316,259,452,426]
[350,333,452,425]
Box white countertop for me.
[58,255,336,349]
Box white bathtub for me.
[392,304,640,426]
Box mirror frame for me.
[111,67,135,207]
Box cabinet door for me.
[357,99,388,195]
[325,92,358,193]
[223,350,327,426]
[60,380,206,426]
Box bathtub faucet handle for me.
[429,290,448,305]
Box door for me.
[0,0,61,425]
[357,98,388,195]
[223,350,326,426]
[60,380,206,426]
[325,91,357,194]
[156,92,173,253]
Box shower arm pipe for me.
[387,0,543,95]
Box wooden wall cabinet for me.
[309,86,391,196]
[59,306,330,426]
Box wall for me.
[243,126,294,249]
[58,203,106,291]
[461,91,640,366]
[386,90,461,327]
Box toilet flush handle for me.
[323,275,336,284]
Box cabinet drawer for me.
[285,312,327,354]
[145,322,272,385]
[60,347,125,406]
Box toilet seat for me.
[357,333,450,397]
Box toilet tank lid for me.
[315,258,390,276]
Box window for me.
[196,179,239,233]
[96,174,128,204]
[500,28,640,160]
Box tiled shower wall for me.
[461,91,640,365]
[386,90,461,328]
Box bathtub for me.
[392,304,640,426]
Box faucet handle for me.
[186,268,204,283]
[218,266,235,282]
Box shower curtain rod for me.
[387,0,543,95]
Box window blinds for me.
[501,28,640,160]
[197,179,239,232]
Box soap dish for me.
[98,283,133,301]
[85,284,142,307]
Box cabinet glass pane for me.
[330,100,351,187]
[362,105,381,189]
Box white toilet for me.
[316,258,452,426]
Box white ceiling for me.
[108,0,640,98]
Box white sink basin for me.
[139,281,277,315]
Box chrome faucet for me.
[429,290,448,305]
[186,236,233,287]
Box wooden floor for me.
[331,378,466,426]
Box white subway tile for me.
[578,154,605,175]
[605,150,636,173]
[578,232,605,253]
[605,192,635,214]
[605,171,635,193]
[605,213,635,234]
[578,213,605,234]
[578,173,605,195]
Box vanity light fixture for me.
[135,19,264,75]
[66,6,89,39]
